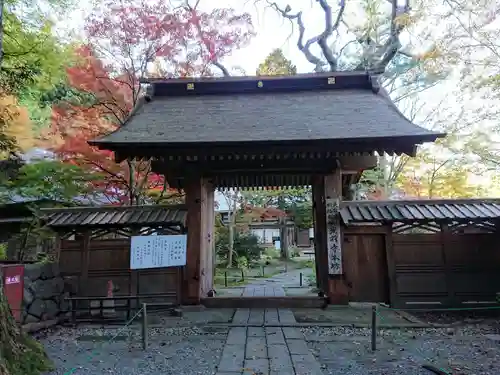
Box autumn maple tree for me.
[48,0,254,204]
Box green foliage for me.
[2,12,72,90]
[263,247,280,260]
[215,226,265,266]
[0,329,54,375]
[2,160,96,203]
[256,48,296,75]
[1,2,77,133]
[0,243,6,259]
[235,256,249,270]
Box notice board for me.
[130,235,187,270]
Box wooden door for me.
[343,234,389,303]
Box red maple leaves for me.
[46,2,254,205]
[84,0,254,77]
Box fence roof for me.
[340,199,500,224]
[41,204,187,229]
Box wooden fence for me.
[342,225,500,308]
[392,232,500,308]
[59,239,182,308]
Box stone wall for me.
[22,263,69,324]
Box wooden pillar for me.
[201,181,215,296]
[313,170,348,304]
[312,176,329,296]
[279,217,289,259]
[54,233,62,263]
[183,176,213,305]
[384,225,398,307]
[440,223,456,307]
[79,230,91,296]
[324,170,349,304]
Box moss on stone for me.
[0,281,53,375]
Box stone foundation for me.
[22,263,69,324]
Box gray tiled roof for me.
[340,199,500,224]
[92,89,439,145]
[42,204,187,228]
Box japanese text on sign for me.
[5,275,20,284]
[130,235,187,270]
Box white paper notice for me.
[130,235,187,270]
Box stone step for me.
[201,296,327,309]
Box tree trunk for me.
[0,0,4,66]
[0,271,53,375]
[279,217,289,260]
[227,201,237,268]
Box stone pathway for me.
[217,310,324,375]
[245,268,314,290]
[216,283,324,375]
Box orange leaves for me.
[0,94,33,155]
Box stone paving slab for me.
[226,327,247,345]
[243,358,269,373]
[278,309,297,323]
[266,330,286,345]
[218,344,245,372]
[246,337,267,359]
[265,308,280,324]
[283,327,304,339]
[217,309,324,375]
[217,282,323,374]
[233,308,250,324]
[248,327,266,337]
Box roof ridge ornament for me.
[368,72,381,94]
[145,84,154,102]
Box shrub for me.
[263,247,280,260]
[0,243,6,260]
[215,226,265,266]
[290,247,301,258]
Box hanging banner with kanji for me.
[130,235,187,269]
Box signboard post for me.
[1,264,25,322]
[130,235,187,270]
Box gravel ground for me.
[410,310,500,326]
[301,325,500,375]
[39,325,228,375]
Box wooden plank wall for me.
[391,232,500,308]
[59,239,181,305]
[342,231,389,303]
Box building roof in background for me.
[90,71,443,152]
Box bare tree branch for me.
[265,1,325,71]
[213,61,231,76]
[353,0,410,71]
[316,0,346,71]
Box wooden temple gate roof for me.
[87,71,444,190]
[89,71,444,160]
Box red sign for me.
[1,265,24,322]
[6,275,20,284]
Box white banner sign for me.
[130,235,187,270]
